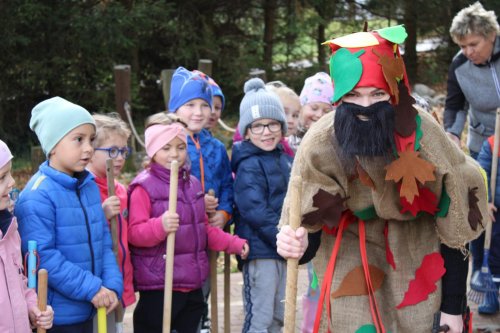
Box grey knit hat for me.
[239,78,287,135]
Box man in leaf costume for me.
[277,25,488,333]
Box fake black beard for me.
[333,101,396,158]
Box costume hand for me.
[102,195,121,220]
[91,287,119,314]
[162,211,179,234]
[209,211,226,229]
[29,305,54,329]
[276,225,308,259]
[439,312,463,333]
[446,132,461,148]
[241,243,250,259]
[204,194,218,215]
[488,202,497,223]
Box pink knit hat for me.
[145,123,187,158]
[299,72,334,106]
[0,140,13,169]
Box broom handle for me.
[105,159,125,323]
[97,307,107,333]
[207,189,219,333]
[37,269,48,333]
[284,176,303,333]
[163,160,179,333]
[485,108,500,251]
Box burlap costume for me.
[279,26,488,333]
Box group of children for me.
[2,64,334,333]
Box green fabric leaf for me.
[331,48,365,103]
[356,324,392,333]
[354,206,377,220]
[376,25,408,44]
[311,269,319,290]
[436,184,450,218]
[414,114,422,151]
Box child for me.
[86,113,136,328]
[168,67,233,230]
[128,115,249,333]
[288,72,334,152]
[0,139,54,332]
[16,97,123,332]
[231,78,293,333]
[476,134,500,314]
[196,71,224,132]
[266,84,301,138]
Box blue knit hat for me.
[192,70,225,112]
[168,67,213,113]
[30,97,96,156]
[239,78,287,135]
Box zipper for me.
[76,187,95,274]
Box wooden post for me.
[283,176,303,333]
[114,65,135,153]
[163,161,179,333]
[37,269,48,333]
[198,59,213,76]
[31,146,45,171]
[161,69,175,110]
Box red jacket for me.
[94,176,136,307]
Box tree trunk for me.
[263,0,277,80]
[317,22,327,71]
[403,0,418,82]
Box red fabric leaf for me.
[400,186,439,217]
[384,222,396,270]
[396,252,446,309]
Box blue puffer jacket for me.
[231,141,293,261]
[15,162,123,325]
[188,129,233,214]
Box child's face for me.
[300,102,333,129]
[88,133,129,179]
[153,136,187,170]
[0,161,15,211]
[176,98,211,134]
[205,96,222,130]
[49,124,95,176]
[282,98,300,136]
[245,118,283,151]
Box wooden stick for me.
[207,189,219,333]
[97,307,107,333]
[36,269,48,333]
[284,176,303,333]
[485,108,500,251]
[223,225,231,333]
[163,160,179,333]
[105,159,125,324]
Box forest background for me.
[1,0,499,162]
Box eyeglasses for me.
[95,146,131,159]
[249,122,282,135]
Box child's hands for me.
[91,287,119,314]
[209,211,226,229]
[204,194,218,215]
[241,243,250,259]
[29,305,54,330]
[162,211,179,234]
[102,195,121,220]
[488,202,497,223]
[276,225,308,260]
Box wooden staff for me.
[223,225,230,333]
[105,159,125,327]
[207,189,219,333]
[163,160,179,333]
[37,269,48,333]
[283,176,303,333]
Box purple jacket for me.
[128,163,209,290]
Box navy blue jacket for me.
[231,141,293,261]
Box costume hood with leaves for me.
[279,25,488,332]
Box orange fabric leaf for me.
[332,265,385,298]
[396,252,445,309]
[373,48,405,104]
[356,160,376,190]
[385,147,436,202]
